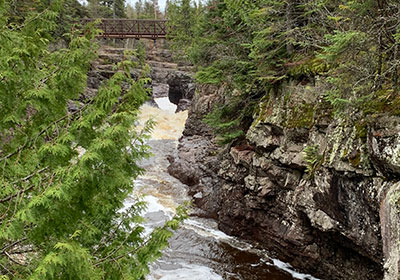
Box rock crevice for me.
[168,82,400,279]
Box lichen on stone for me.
[283,103,315,128]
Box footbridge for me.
[81,19,168,39]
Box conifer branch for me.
[15,7,50,30]
[0,4,184,277]
[92,213,128,255]
[0,102,91,163]
[0,167,48,203]
[94,230,135,266]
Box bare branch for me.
[4,251,26,266]
[1,238,27,253]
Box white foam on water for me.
[180,223,321,280]
[136,103,187,140]
[140,195,175,237]
[119,195,139,213]
[147,264,223,280]
[271,259,319,280]
[155,97,177,113]
[183,219,233,241]
[143,195,173,215]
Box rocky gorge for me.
[168,79,400,279]
[86,40,400,280]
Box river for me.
[124,98,318,280]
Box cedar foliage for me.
[0,1,187,279]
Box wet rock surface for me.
[168,82,400,279]
[83,43,195,112]
[146,47,195,108]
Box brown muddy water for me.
[123,99,318,280]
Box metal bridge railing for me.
[81,18,168,39]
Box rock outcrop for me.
[169,80,400,279]
[83,42,194,112]
[146,45,195,110]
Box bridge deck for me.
[82,19,168,39]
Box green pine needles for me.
[0,1,187,279]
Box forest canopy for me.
[167,0,400,143]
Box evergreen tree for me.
[131,0,161,19]
[165,0,170,15]
[87,0,113,18]
[134,0,143,18]
[166,0,198,58]
[143,1,155,19]
[113,0,126,18]
[168,0,400,144]
[87,0,126,18]
[126,3,135,18]
[0,1,186,279]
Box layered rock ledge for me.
[169,81,400,280]
[84,42,194,113]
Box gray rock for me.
[368,115,400,178]
[381,182,400,280]
[175,99,191,113]
[247,123,283,151]
[307,209,339,232]
[168,82,389,280]
[152,83,169,98]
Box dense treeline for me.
[0,0,186,279]
[87,0,165,19]
[87,0,127,18]
[168,0,400,143]
[20,0,167,20]
[126,0,164,19]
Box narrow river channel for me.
[124,98,318,280]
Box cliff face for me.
[168,81,400,280]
